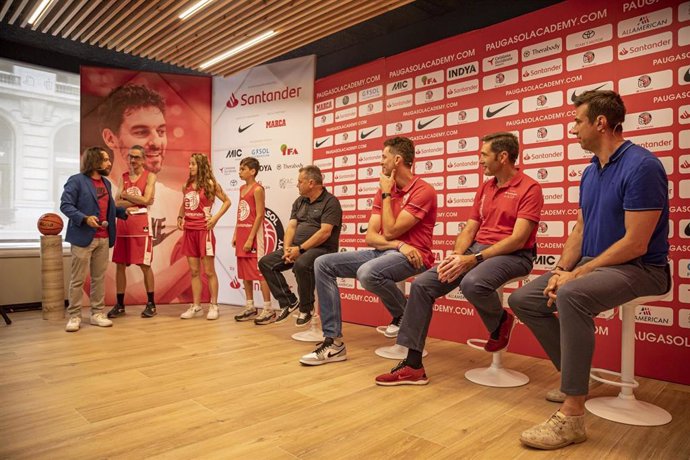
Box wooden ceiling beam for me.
[62,0,103,38]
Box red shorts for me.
[181,229,216,258]
[237,257,263,280]
[112,214,153,265]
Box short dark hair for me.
[98,84,166,134]
[299,165,323,185]
[572,90,625,133]
[383,137,415,167]
[130,145,145,156]
[240,157,260,176]
[481,132,519,163]
[81,146,107,175]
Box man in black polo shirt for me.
[259,165,342,324]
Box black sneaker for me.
[295,310,313,327]
[275,299,299,324]
[107,304,125,318]
[234,306,258,322]
[141,302,157,318]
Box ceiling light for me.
[179,0,213,20]
[28,0,56,25]
[199,30,276,70]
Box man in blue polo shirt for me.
[508,90,670,450]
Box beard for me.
[97,167,111,176]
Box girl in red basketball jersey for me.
[232,157,273,325]
[177,153,230,320]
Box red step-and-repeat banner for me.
[313,0,690,384]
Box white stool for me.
[375,280,428,360]
[464,277,529,387]
[292,294,324,343]
[585,290,673,426]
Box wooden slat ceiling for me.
[0,0,415,76]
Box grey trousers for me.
[508,257,670,396]
[397,242,534,352]
[67,237,110,317]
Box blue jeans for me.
[315,249,426,338]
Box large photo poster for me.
[314,0,690,384]
[80,67,212,305]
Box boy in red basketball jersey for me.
[233,157,274,325]
[108,145,157,319]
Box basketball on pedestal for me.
[38,213,64,235]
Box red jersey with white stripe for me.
[235,182,265,258]
[183,183,214,231]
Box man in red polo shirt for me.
[375,131,543,385]
[299,136,437,366]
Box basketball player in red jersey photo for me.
[108,145,158,319]
[177,153,231,320]
[232,157,274,325]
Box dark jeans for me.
[258,247,332,313]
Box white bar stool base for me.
[585,395,672,426]
[291,316,324,342]
[464,365,529,388]
[375,343,428,360]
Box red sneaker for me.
[375,360,429,386]
[484,310,515,352]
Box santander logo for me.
[226,93,239,108]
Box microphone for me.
[100,221,108,228]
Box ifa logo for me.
[280,144,299,155]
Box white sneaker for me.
[90,313,113,327]
[299,339,347,366]
[207,304,219,320]
[65,316,81,332]
[180,304,203,319]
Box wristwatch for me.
[298,245,306,254]
[381,192,392,199]
[474,252,484,263]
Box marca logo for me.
[415,87,445,105]
[522,91,564,112]
[386,120,413,135]
[335,154,356,168]
[679,104,690,125]
[447,136,479,154]
[568,81,614,103]
[414,159,445,175]
[522,145,564,164]
[522,38,562,62]
[628,131,674,152]
[386,94,413,111]
[618,7,672,38]
[447,173,479,189]
[618,31,673,60]
[619,69,673,95]
[447,108,480,126]
[335,106,357,122]
[523,124,564,144]
[522,58,563,81]
[524,166,564,184]
[359,85,382,101]
[359,125,382,140]
[634,305,674,326]
[483,100,519,120]
[358,197,375,211]
[537,221,565,237]
[534,254,558,270]
[567,163,588,182]
[314,136,333,149]
[416,70,444,88]
[567,142,594,160]
[446,192,475,207]
[566,46,613,71]
[266,119,285,128]
[447,61,479,81]
[542,187,565,204]
[358,165,381,180]
[334,169,357,182]
[483,50,518,72]
[357,181,379,195]
[483,69,519,90]
[387,78,412,95]
[415,115,444,131]
[314,112,333,127]
[415,142,444,158]
[225,86,303,109]
[335,130,356,145]
[447,79,480,98]
[623,108,673,131]
[358,150,380,165]
[359,100,383,117]
[226,148,243,158]
[314,99,333,114]
[566,24,612,51]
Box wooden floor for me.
[1,306,689,459]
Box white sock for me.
[246,300,254,308]
[263,302,271,311]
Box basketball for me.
[37,213,64,235]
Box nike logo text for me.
[417,116,440,130]
[327,348,344,358]
[359,225,368,233]
[315,138,329,148]
[360,128,377,139]
[238,123,254,133]
[571,84,607,102]
[485,102,513,118]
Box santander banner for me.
[313,0,690,385]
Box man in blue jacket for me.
[60,147,130,332]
